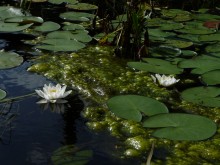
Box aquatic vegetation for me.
[0,50,23,69]
[107,95,168,122]
[0,89,6,101]
[151,74,180,87]
[2,0,220,164]
[35,83,72,103]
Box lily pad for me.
[143,113,217,141]
[205,43,220,53]
[192,13,220,21]
[66,3,98,10]
[181,50,197,57]
[163,39,193,49]
[0,89,6,100]
[178,55,220,74]
[36,39,85,51]
[34,21,60,32]
[0,51,23,69]
[60,11,95,22]
[48,0,78,4]
[148,29,176,38]
[199,34,220,42]
[150,46,181,58]
[181,86,220,107]
[128,58,183,74]
[159,21,184,31]
[0,22,33,32]
[107,95,168,122]
[201,70,220,85]
[51,145,93,165]
[0,7,26,20]
[62,23,85,31]
[46,31,92,42]
[5,16,43,24]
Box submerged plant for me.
[35,83,72,103]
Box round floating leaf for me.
[175,26,216,35]
[177,34,200,43]
[128,58,183,74]
[205,43,220,53]
[181,86,220,107]
[62,23,85,31]
[181,50,197,57]
[60,11,95,22]
[159,21,184,31]
[51,145,93,165]
[66,3,98,10]
[0,89,6,100]
[107,95,168,122]
[143,113,217,141]
[201,70,220,85]
[193,13,220,21]
[46,31,92,42]
[164,39,193,49]
[36,39,85,51]
[34,21,60,32]
[48,0,78,4]
[5,16,43,24]
[173,14,192,22]
[161,9,190,19]
[150,46,181,58]
[148,29,176,38]
[0,51,23,69]
[147,18,167,27]
[178,55,220,74]
[0,7,26,20]
[0,22,33,32]
[199,34,220,42]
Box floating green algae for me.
[28,46,220,164]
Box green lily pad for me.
[0,7,26,20]
[66,3,98,10]
[34,21,60,32]
[148,29,176,38]
[192,13,220,21]
[175,26,216,35]
[143,113,217,141]
[46,31,92,42]
[150,46,181,58]
[161,9,190,19]
[147,18,167,27]
[5,16,43,24]
[48,0,78,4]
[181,50,197,57]
[159,21,184,31]
[205,43,220,53]
[201,70,220,85]
[107,95,168,122]
[199,34,220,42]
[36,39,85,51]
[127,58,183,74]
[173,14,192,22]
[181,86,220,107]
[178,55,220,74]
[0,22,33,32]
[177,34,200,43]
[164,39,193,49]
[0,51,23,69]
[60,11,95,22]
[51,145,93,165]
[62,23,85,31]
[0,89,6,100]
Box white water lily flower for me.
[35,83,72,103]
[151,74,180,87]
